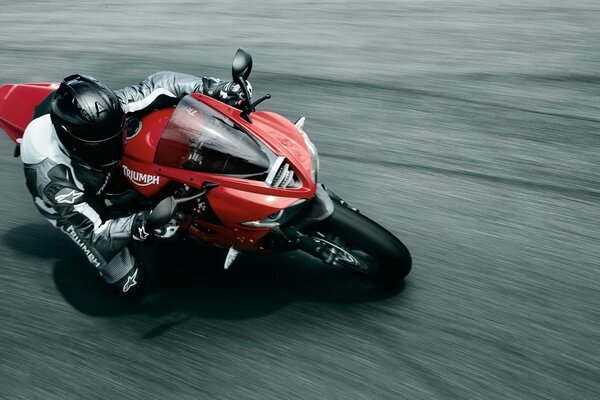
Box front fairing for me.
[124,93,319,251]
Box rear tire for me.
[301,203,411,288]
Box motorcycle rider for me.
[19,72,249,296]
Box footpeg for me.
[224,247,240,270]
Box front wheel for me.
[297,203,412,288]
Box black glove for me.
[131,211,151,241]
[131,211,181,241]
[203,77,252,106]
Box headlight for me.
[241,199,308,228]
[295,117,319,183]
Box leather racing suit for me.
[20,72,227,293]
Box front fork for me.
[282,184,335,233]
[223,184,353,269]
[276,184,356,265]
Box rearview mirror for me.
[232,48,253,82]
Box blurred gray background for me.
[0,1,599,399]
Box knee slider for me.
[111,264,145,296]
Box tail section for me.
[0,83,58,144]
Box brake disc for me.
[310,236,359,267]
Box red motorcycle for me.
[0,49,411,287]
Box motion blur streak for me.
[0,1,598,399]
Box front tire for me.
[299,203,412,287]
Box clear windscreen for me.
[154,95,270,176]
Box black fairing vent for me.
[267,159,301,188]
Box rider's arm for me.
[115,71,224,114]
[44,166,146,251]
[55,200,142,257]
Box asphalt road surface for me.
[1,1,599,399]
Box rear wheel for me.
[298,203,411,288]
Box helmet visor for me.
[69,128,126,171]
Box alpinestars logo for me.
[123,269,138,292]
[122,165,160,186]
[136,225,149,241]
[55,189,84,204]
[64,225,101,268]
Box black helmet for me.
[50,74,125,171]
